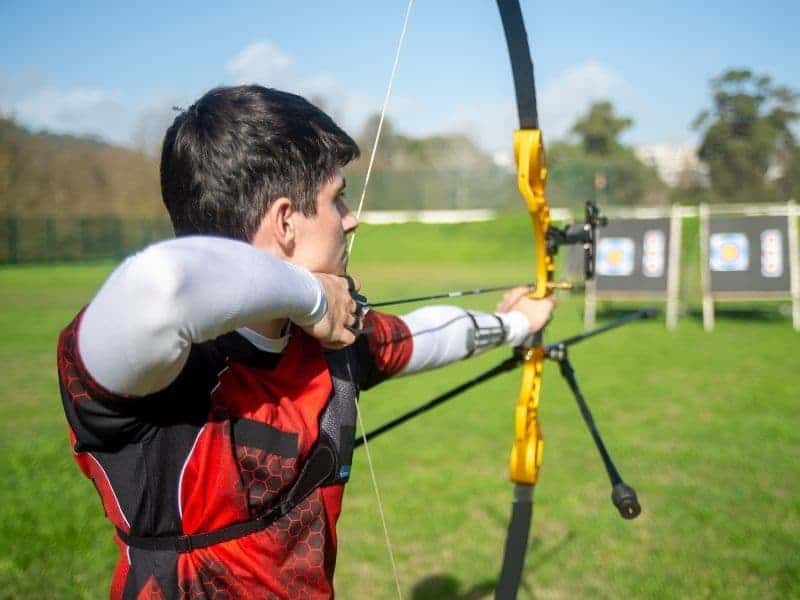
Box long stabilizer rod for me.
[545,308,655,351]
[354,354,521,448]
[354,309,654,450]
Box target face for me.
[642,230,666,278]
[710,233,748,272]
[597,237,635,276]
[760,229,783,277]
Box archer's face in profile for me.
[286,171,358,276]
[250,170,357,275]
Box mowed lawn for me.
[0,216,798,599]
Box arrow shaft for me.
[368,283,535,309]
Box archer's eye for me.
[336,192,351,210]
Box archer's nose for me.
[342,207,359,234]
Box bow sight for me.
[546,199,608,279]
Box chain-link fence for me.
[1,215,173,264]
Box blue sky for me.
[1,1,798,154]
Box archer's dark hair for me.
[160,85,359,240]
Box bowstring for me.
[347,0,414,257]
[347,1,415,598]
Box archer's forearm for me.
[398,305,530,376]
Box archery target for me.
[597,237,635,276]
[706,215,791,294]
[642,230,666,278]
[710,233,748,272]
[760,229,783,278]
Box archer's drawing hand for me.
[496,286,556,334]
[304,273,363,349]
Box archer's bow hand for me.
[496,286,556,335]
[302,273,363,349]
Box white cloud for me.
[1,49,639,156]
[1,40,380,149]
[226,41,294,87]
[224,41,385,138]
[437,101,517,153]
[130,95,193,156]
[0,39,433,151]
[0,72,131,144]
[0,71,47,107]
[421,60,637,155]
[19,87,125,132]
[539,60,634,139]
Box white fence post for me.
[699,203,714,332]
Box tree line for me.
[0,67,797,218]
[0,119,162,217]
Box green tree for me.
[571,101,633,155]
[546,103,665,208]
[777,147,800,199]
[347,114,520,210]
[693,68,799,201]
[0,116,162,217]
[354,114,399,170]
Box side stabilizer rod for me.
[354,354,522,448]
[545,344,642,519]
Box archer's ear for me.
[252,197,295,255]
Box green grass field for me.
[1,216,798,599]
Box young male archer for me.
[57,84,555,599]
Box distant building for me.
[492,150,515,171]
[635,144,708,188]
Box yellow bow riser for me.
[513,129,553,299]
[509,128,551,485]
